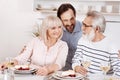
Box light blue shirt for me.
[62,20,82,70]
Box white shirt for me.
[15,37,68,69]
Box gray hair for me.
[87,11,106,33]
[39,15,63,42]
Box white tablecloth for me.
[0,73,120,80]
[0,74,46,80]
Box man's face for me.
[60,9,76,33]
[82,16,95,41]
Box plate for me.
[14,68,36,74]
[52,71,84,80]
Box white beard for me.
[82,29,95,42]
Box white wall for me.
[0,0,120,62]
[0,0,42,62]
[105,22,120,49]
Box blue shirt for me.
[62,20,82,70]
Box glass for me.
[81,57,91,77]
[5,57,14,69]
[95,5,102,12]
[81,58,91,69]
[83,5,88,13]
[106,5,112,13]
[3,69,14,80]
[100,61,110,80]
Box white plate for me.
[14,68,36,74]
[52,71,84,80]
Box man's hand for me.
[74,65,88,76]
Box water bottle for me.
[9,69,14,80]
[3,69,14,80]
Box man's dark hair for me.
[57,3,76,19]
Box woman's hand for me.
[36,67,48,76]
[0,62,8,70]
[74,65,88,76]
[0,59,18,71]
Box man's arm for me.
[72,45,88,75]
[110,52,120,77]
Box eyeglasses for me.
[82,22,92,27]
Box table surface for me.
[0,74,46,80]
[0,72,119,80]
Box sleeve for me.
[55,42,68,70]
[72,41,83,70]
[110,45,120,77]
[14,38,36,64]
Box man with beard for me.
[57,3,82,70]
[72,11,120,77]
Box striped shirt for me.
[72,37,120,76]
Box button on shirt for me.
[62,20,82,70]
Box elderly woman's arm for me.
[36,42,68,75]
[54,42,68,70]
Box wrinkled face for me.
[60,9,76,33]
[82,16,95,41]
[47,26,62,40]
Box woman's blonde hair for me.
[39,15,63,42]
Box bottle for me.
[3,69,9,80]
[3,69,14,80]
[9,69,14,80]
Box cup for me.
[106,5,112,13]
[95,5,102,12]
[5,57,14,69]
[100,61,110,80]
[3,69,14,80]
[83,5,88,13]
[82,57,91,69]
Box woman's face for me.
[47,26,62,40]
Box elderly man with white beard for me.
[72,11,120,77]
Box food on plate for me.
[14,65,30,70]
[61,70,76,77]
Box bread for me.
[61,70,76,77]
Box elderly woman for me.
[0,15,68,76]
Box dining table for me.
[0,73,46,80]
[0,71,119,80]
